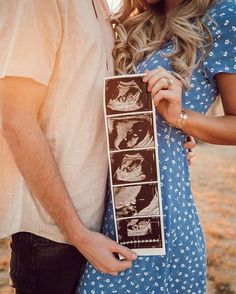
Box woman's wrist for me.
[169,109,188,129]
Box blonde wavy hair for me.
[112,0,217,88]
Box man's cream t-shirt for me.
[0,0,114,243]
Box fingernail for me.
[132,252,137,260]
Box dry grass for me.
[192,144,236,294]
[0,239,13,294]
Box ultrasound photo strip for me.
[104,74,166,256]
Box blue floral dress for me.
[78,1,236,293]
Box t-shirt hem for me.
[0,229,68,244]
[0,69,51,87]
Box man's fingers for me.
[103,257,132,274]
[110,272,118,276]
[93,255,131,275]
[114,243,137,261]
[184,141,196,149]
[188,158,193,166]
[119,259,132,270]
[184,136,196,149]
[187,150,195,160]
[184,141,195,149]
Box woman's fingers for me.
[143,67,168,82]
[143,68,181,98]
[152,89,171,107]
[149,77,169,96]
[142,67,183,125]
[148,75,169,91]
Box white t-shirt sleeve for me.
[0,0,62,86]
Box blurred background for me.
[107,0,120,11]
[0,1,235,294]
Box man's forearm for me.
[2,118,85,244]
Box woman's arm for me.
[181,73,236,145]
[143,68,236,145]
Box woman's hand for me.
[143,67,183,126]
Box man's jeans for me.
[10,232,86,294]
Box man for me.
[0,1,136,293]
[0,1,196,293]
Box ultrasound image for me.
[105,77,152,115]
[111,150,157,185]
[114,184,160,218]
[108,114,154,151]
[117,217,162,249]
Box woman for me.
[78,0,236,293]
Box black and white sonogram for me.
[117,217,162,249]
[111,150,157,185]
[105,76,152,115]
[104,74,166,255]
[108,114,154,151]
[114,184,160,218]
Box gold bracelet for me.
[170,110,188,129]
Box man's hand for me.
[75,228,137,276]
[184,136,196,166]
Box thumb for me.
[114,243,137,261]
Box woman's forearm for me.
[181,109,236,145]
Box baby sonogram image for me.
[114,184,160,218]
[117,217,163,249]
[108,114,154,151]
[111,150,157,185]
[105,76,152,115]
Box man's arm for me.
[0,76,136,275]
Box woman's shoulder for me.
[201,0,236,82]
[203,0,236,41]
[206,0,236,26]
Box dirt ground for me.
[191,144,236,294]
[0,143,236,294]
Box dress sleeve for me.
[0,0,62,86]
[202,0,236,82]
